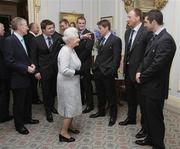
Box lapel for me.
[130,25,144,52]
[81,29,88,35]
[12,34,29,58]
[144,29,166,56]
[39,34,49,50]
[125,29,131,47]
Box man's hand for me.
[31,64,36,70]
[136,72,141,83]
[27,64,36,74]
[35,73,41,80]
[81,33,92,40]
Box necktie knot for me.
[152,34,157,40]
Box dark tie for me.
[148,34,157,46]
[127,29,135,52]
[100,37,105,46]
[47,36,53,48]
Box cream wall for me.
[162,0,180,99]
[28,0,180,102]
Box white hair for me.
[62,27,78,44]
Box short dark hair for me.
[40,19,54,30]
[133,8,143,22]
[97,19,111,30]
[59,19,69,25]
[146,9,163,25]
[76,16,86,23]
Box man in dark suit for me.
[135,10,176,149]
[119,8,152,139]
[90,20,122,126]
[31,19,61,122]
[24,22,42,104]
[0,23,13,123]
[75,16,95,113]
[3,17,39,134]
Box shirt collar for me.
[79,29,86,35]
[104,31,111,40]
[29,31,36,37]
[43,33,51,40]
[132,22,142,33]
[14,32,23,42]
[154,26,165,36]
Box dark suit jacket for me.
[51,33,64,74]
[0,36,6,79]
[75,29,94,71]
[139,29,176,99]
[124,24,152,81]
[31,32,61,79]
[24,32,36,57]
[93,33,122,76]
[3,34,32,89]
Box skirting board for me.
[165,95,180,114]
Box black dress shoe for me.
[108,118,116,127]
[135,128,147,139]
[68,128,80,134]
[25,119,39,124]
[59,134,75,142]
[89,112,105,118]
[16,126,29,135]
[152,145,165,149]
[51,107,58,114]
[82,106,94,114]
[119,118,136,125]
[32,99,43,104]
[0,115,13,123]
[46,112,53,122]
[135,137,152,146]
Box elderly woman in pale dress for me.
[57,27,82,142]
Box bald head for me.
[0,23,5,36]
[29,22,40,35]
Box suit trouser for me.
[95,74,117,119]
[143,95,165,149]
[41,77,56,112]
[30,75,39,102]
[12,87,32,128]
[0,79,11,120]
[125,78,145,130]
[80,68,93,107]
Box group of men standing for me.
[0,7,176,149]
[119,9,176,149]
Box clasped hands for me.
[136,72,141,83]
[27,64,36,74]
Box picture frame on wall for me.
[100,16,113,28]
[60,12,84,32]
